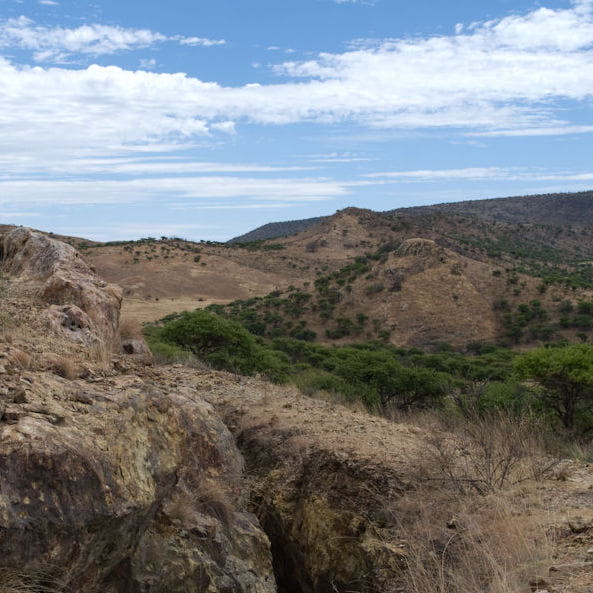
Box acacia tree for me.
[514,344,593,431]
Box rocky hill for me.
[398,190,593,227]
[9,190,593,350]
[1,229,593,593]
[228,190,593,243]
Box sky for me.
[1,0,593,241]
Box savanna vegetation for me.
[145,308,593,438]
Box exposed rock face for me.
[396,238,440,258]
[0,371,276,593]
[0,230,277,593]
[41,304,97,346]
[151,368,420,593]
[1,228,122,343]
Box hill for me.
[229,190,593,243]
[228,215,329,243]
[398,190,593,226]
[2,218,593,593]
[6,190,593,349]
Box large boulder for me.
[1,228,122,343]
[0,372,276,593]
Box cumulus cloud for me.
[2,1,593,182]
[0,17,225,61]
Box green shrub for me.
[514,343,593,432]
[148,310,290,381]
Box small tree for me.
[514,344,593,432]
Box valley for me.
[2,190,593,593]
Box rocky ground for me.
[1,228,593,593]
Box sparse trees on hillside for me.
[514,344,593,431]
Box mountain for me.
[228,215,329,243]
[397,190,593,226]
[6,190,593,349]
[229,190,593,243]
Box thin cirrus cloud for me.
[365,167,593,183]
[0,17,225,62]
[41,223,226,242]
[0,176,352,206]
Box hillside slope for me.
[2,225,593,593]
[229,216,329,243]
[398,190,593,226]
[229,190,593,243]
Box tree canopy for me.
[514,343,593,431]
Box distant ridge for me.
[228,190,593,243]
[395,190,593,226]
[228,215,329,243]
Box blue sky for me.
[1,0,593,241]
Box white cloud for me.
[367,167,512,180]
[365,166,593,183]
[469,125,593,137]
[1,1,593,178]
[178,36,225,47]
[0,153,311,177]
[139,57,157,70]
[39,0,59,5]
[0,211,38,218]
[0,17,225,61]
[0,176,350,206]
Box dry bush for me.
[413,411,556,495]
[8,349,33,370]
[396,493,552,593]
[118,316,143,340]
[49,355,78,380]
[381,411,556,592]
[0,567,60,593]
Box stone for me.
[41,304,98,345]
[1,228,122,343]
[12,388,28,404]
[0,378,276,593]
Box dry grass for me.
[89,340,113,371]
[384,411,557,593]
[166,480,235,528]
[118,316,143,340]
[49,355,79,380]
[0,311,16,342]
[396,493,552,593]
[195,479,235,527]
[0,568,60,593]
[309,388,369,414]
[8,349,33,370]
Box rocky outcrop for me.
[150,368,422,593]
[0,369,276,593]
[0,230,277,593]
[1,228,122,343]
